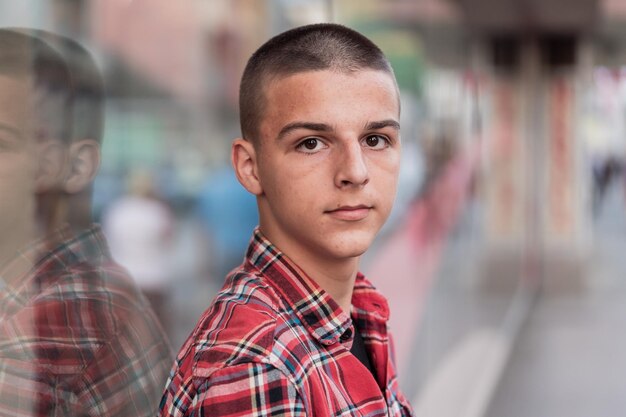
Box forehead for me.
[0,74,35,136]
[259,69,400,135]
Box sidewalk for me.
[395,181,626,417]
[487,183,626,417]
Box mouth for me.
[324,204,372,221]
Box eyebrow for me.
[364,119,400,131]
[277,122,333,141]
[277,119,400,141]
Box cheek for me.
[261,156,325,196]
[371,152,401,185]
[0,159,36,218]
[0,154,36,184]
[272,176,314,208]
[258,163,304,213]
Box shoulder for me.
[23,252,171,371]
[33,256,151,334]
[177,267,283,380]
[5,247,172,413]
[160,361,305,417]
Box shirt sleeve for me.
[188,362,306,417]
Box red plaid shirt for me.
[159,228,414,416]
[0,226,173,416]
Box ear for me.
[63,139,101,194]
[35,140,68,192]
[231,138,263,195]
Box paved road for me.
[487,183,626,417]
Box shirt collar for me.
[245,228,389,346]
[352,275,390,323]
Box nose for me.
[334,142,369,188]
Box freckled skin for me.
[252,69,401,281]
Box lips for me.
[325,205,372,221]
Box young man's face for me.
[0,74,38,260]
[253,69,401,264]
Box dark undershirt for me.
[349,325,378,384]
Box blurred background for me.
[4,0,626,415]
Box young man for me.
[0,29,172,416]
[160,23,414,416]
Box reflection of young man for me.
[160,24,414,416]
[0,30,172,416]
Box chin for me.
[325,229,378,259]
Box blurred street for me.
[487,181,626,417]
[364,176,626,416]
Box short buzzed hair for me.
[239,23,395,144]
[0,29,74,142]
[0,29,104,145]
[28,30,105,144]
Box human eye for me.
[362,134,390,150]
[295,137,327,154]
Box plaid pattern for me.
[160,228,414,417]
[0,226,173,416]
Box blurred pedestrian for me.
[103,170,176,330]
[196,166,258,279]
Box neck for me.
[261,230,359,314]
[66,193,93,232]
[308,259,359,314]
[36,191,67,237]
[37,191,93,237]
[295,254,359,314]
